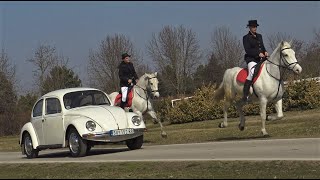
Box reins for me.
[134,76,159,109]
[264,47,299,101]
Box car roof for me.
[42,87,104,98]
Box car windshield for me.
[63,90,111,110]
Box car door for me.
[31,99,45,145]
[43,97,64,145]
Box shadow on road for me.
[212,135,271,142]
[32,147,130,159]
[87,148,130,157]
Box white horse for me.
[213,41,302,136]
[109,72,167,138]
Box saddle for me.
[114,87,134,107]
[236,62,264,84]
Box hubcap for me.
[24,136,33,155]
[69,133,79,154]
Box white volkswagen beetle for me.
[19,87,146,158]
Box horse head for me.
[144,72,160,98]
[277,41,302,74]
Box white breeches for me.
[121,87,128,102]
[246,61,257,81]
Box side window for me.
[46,98,62,115]
[33,99,43,117]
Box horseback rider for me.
[118,52,139,109]
[242,20,268,102]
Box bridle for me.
[265,47,299,100]
[266,47,299,73]
[134,76,159,109]
[135,76,159,94]
[146,76,159,94]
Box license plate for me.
[110,128,134,136]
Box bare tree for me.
[27,44,58,95]
[300,28,320,77]
[314,28,320,44]
[135,59,152,76]
[267,32,305,59]
[210,26,244,69]
[88,34,143,93]
[0,48,16,85]
[147,25,202,95]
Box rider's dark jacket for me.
[243,31,267,64]
[118,61,138,87]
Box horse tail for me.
[213,69,230,101]
[213,80,225,101]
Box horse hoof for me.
[161,132,167,138]
[218,123,224,128]
[238,124,245,131]
[266,115,270,121]
[263,134,270,138]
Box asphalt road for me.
[0,138,319,163]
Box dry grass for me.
[0,161,319,179]
[143,108,320,145]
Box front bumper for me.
[82,128,145,142]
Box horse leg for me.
[236,100,246,131]
[147,110,167,138]
[259,98,269,137]
[219,101,230,128]
[266,99,284,121]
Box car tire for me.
[23,133,39,159]
[68,128,87,157]
[126,135,143,150]
[86,145,92,155]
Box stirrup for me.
[242,96,251,103]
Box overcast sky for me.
[0,1,319,95]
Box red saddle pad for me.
[114,89,134,107]
[236,63,264,84]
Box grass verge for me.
[0,161,319,179]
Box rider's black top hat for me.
[121,53,131,59]
[247,20,259,27]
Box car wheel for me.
[86,145,92,155]
[126,135,143,150]
[23,133,39,159]
[68,128,87,157]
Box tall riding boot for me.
[242,79,252,102]
[120,101,126,109]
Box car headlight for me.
[86,121,96,131]
[132,116,141,126]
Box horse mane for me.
[269,41,291,60]
[136,73,150,89]
[138,73,148,81]
[138,72,157,81]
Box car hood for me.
[64,105,129,131]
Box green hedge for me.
[154,80,320,124]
